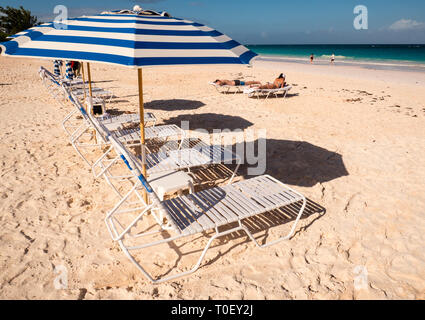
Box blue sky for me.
[1,0,425,44]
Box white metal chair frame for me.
[209,82,246,94]
[104,134,306,283]
[92,130,240,201]
[247,85,292,99]
[57,84,181,171]
[40,66,114,103]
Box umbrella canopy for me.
[0,11,257,67]
[0,8,258,202]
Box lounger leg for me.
[238,196,306,247]
[119,225,246,284]
[62,109,79,136]
[70,122,94,166]
[105,182,152,241]
[178,130,187,150]
[228,158,241,184]
[102,168,126,199]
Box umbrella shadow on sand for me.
[163,113,254,131]
[144,99,205,111]
[233,138,349,187]
[130,137,340,279]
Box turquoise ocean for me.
[247,44,425,71]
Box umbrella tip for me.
[133,5,143,12]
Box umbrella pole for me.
[86,62,93,100]
[81,62,86,100]
[86,62,97,144]
[138,68,148,204]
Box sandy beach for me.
[0,56,424,299]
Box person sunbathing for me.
[213,79,261,86]
[255,73,286,89]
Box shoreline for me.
[251,56,425,87]
[254,55,425,73]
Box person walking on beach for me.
[330,53,335,65]
[310,53,314,64]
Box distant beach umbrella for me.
[53,60,61,76]
[0,9,258,199]
[65,60,74,80]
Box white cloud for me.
[389,19,425,31]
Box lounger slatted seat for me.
[97,112,156,129]
[162,176,304,236]
[143,143,239,176]
[39,66,113,101]
[93,130,239,185]
[104,133,306,283]
[209,82,246,94]
[244,85,292,99]
[59,87,178,170]
[71,86,114,103]
[112,124,184,143]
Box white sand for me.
[0,56,424,299]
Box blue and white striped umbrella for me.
[1,9,257,184]
[0,12,257,67]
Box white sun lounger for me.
[39,67,70,104]
[62,104,156,140]
[209,82,247,94]
[63,86,184,169]
[92,130,240,199]
[95,112,156,131]
[104,134,306,283]
[112,124,184,145]
[244,85,292,99]
[39,66,114,102]
[39,67,157,133]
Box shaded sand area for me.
[0,56,424,299]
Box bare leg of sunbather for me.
[214,80,261,86]
[245,81,261,86]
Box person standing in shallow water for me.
[330,53,335,65]
[310,53,314,64]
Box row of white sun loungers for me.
[103,131,306,283]
[39,66,114,102]
[41,66,306,283]
[112,124,184,144]
[210,82,292,99]
[97,112,156,130]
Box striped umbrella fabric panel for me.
[1,13,257,67]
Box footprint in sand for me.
[345,98,362,103]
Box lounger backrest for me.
[40,66,59,82]
[86,111,113,144]
[39,66,61,87]
[60,83,110,144]
[108,134,180,231]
